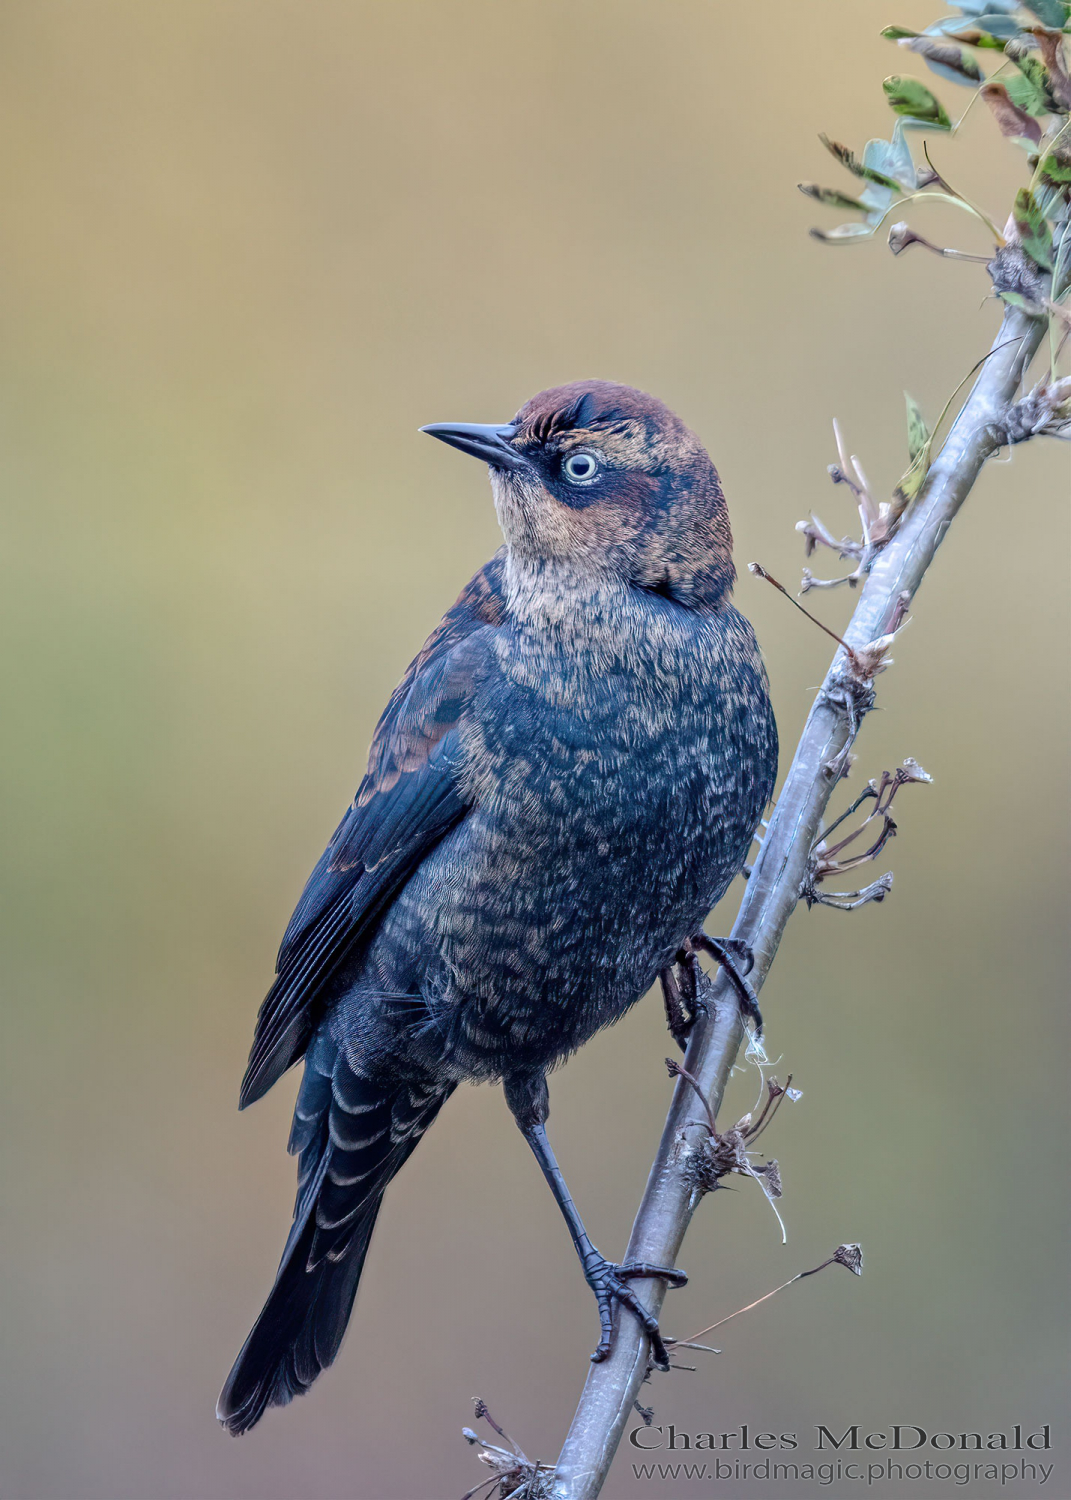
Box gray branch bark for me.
[548,305,1044,1500]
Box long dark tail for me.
[217,1031,450,1435]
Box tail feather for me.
[218,1033,449,1435]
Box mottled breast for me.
[379,589,775,1078]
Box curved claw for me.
[694,935,763,1032]
[584,1256,686,1371]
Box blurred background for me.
[1,3,1067,1497]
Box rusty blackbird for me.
[217,380,777,1434]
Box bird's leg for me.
[659,966,691,1051]
[521,1121,687,1370]
[690,934,763,1033]
[504,1073,686,1371]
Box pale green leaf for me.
[809,223,875,244]
[883,75,953,129]
[1005,71,1050,120]
[904,394,929,465]
[798,183,871,213]
[1013,187,1053,271]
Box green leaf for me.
[1013,187,1053,271]
[1005,72,1050,120]
[996,291,1044,313]
[882,75,953,129]
[881,26,919,40]
[898,37,984,88]
[1008,52,1058,114]
[819,134,904,191]
[808,223,875,244]
[893,393,934,510]
[798,183,870,213]
[893,455,929,510]
[904,394,929,465]
[1023,0,1068,26]
[1038,147,1071,190]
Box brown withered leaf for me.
[980,82,1043,144]
[1030,29,1071,111]
[898,36,983,87]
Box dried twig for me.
[803,758,931,909]
[667,1244,864,1355]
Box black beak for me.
[419,421,527,472]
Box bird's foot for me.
[697,936,754,975]
[691,934,763,1033]
[662,936,757,1048]
[582,1253,687,1371]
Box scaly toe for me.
[584,1257,684,1369]
[616,1260,688,1288]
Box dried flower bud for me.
[899,758,933,784]
[846,632,897,682]
[833,1243,864,1276]
[757,1159,783,1197]
[888,221,920,256]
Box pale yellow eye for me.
[563,451,599,483]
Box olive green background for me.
[1,4,1067,1498]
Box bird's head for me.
[421,380,735,608]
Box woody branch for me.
[547,297,1045,1500]
[543,8,1071,1486]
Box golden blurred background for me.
[1,3,1067,1497]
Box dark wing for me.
[239,549,508,1108]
